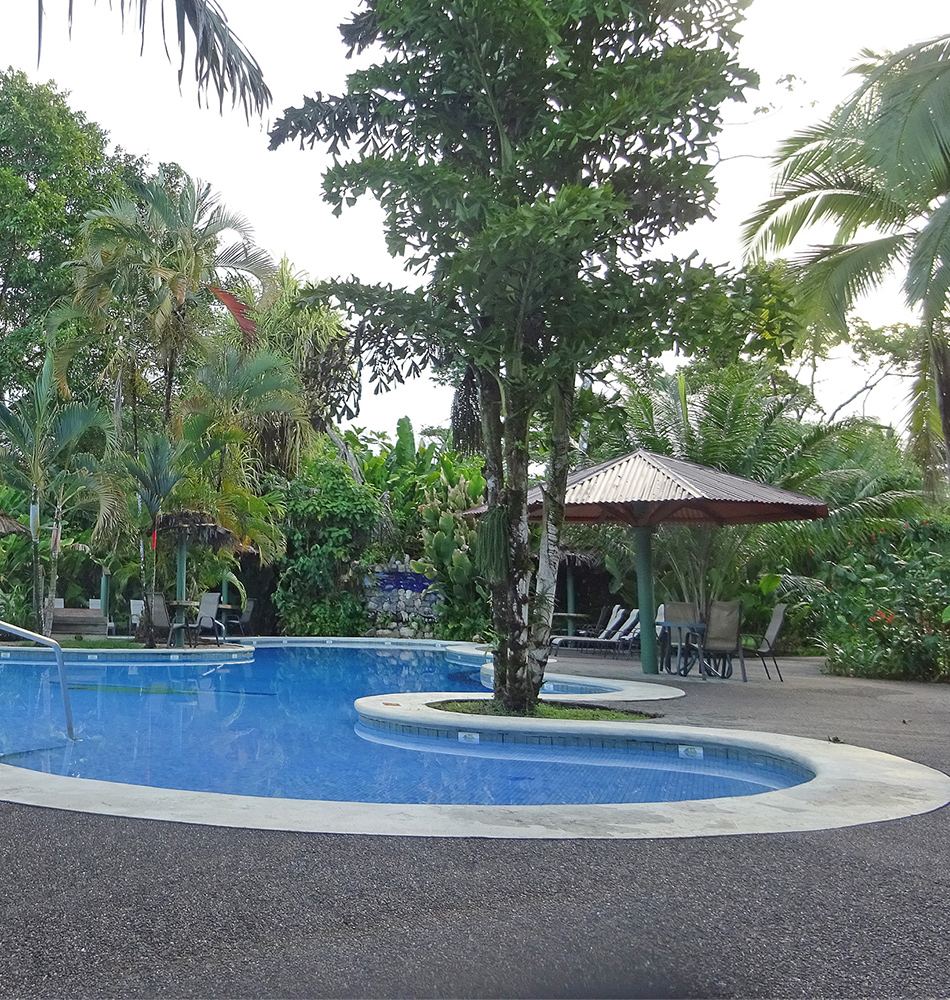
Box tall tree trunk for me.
[42,502,63,637]
[928,320,950,484]
[477,366,512,699]
[163,348,177,426]
[529,371,575,683]
[498,392,534,711]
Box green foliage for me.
[412,472,491,642]
[271,453,379,636]
[815,520,950,681]
[276,592,368,639]
[0,69,141,393]
[745,37,950,480]
[271,0,786,710]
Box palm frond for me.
[906,196,950,323]
[788,234,913,333]
[839,36,950,196]
[47,0,270,119]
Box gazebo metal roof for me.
[525,449,829,527]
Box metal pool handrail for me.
[0,620,76,741]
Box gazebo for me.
[522,449,829,674]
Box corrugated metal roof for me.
[522,450,829,527]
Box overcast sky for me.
[1,0,947,433]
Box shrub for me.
[814,521,950,681]
[271,454,379,636]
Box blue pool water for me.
[0,645,808,805]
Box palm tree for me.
[0,354,121,633]
[72,168,275,428]
[227,260,360,475]
[179,340,308,487]
[35,0,270,119]
[743,35,950,479]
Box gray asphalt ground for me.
[1,655,948,1000]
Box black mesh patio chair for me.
[225,598,256,637]
[145,592,193,647]
[658,601,701,674]
[743,603,787,681]
[695,601,746,681]
[189,592,224,645]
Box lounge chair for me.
[551,606,632,655]
[743,603,786,681]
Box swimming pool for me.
[1,640,948,837]
[0,643,807,805]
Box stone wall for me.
[364,557,440,639]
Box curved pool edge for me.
[0,719,947,839]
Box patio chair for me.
[579,604,621,637]
[555,608,641,657]
[743,603,786,681]
[145,592,193,647]
[189,592,224,645]
[224,598,256,637]
[695,600,747,682]
[658,602,702,674]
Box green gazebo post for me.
[634,526,658,674]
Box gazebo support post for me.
[634,526,658,674]
[565,564,576,636]
[99,568,110,631]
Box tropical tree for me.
[226,259,359,475]
[270,0,798,711]
[34,0,270,119]
[0,354,121,633]
[743,35,950,480]
[0,69,142,394]
[69,168,275,428]
[179,340,308,487]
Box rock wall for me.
[364,557,440,639]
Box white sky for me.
[1,0,947,434]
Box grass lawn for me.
[429,699,653,721]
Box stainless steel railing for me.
[0,621,76,740]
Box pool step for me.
[51,608,108,637]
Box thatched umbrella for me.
[0,511,29,538]
[154,511,238,608]
[523,450,828,673]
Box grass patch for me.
[1,638,141,649]
[429,699,654,721]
